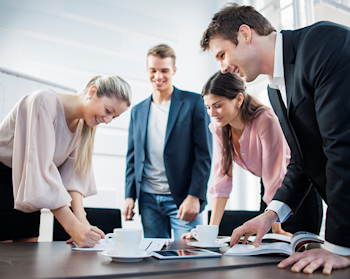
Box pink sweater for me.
[209,108,290,205]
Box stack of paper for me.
[72,238,174,252]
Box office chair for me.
[208,210,259,236]
[53,207,122,241]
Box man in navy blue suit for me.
[201,3,350,275]
[122,44,212,239]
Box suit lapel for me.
[268,86,304,167]
[138,96,152,153]
[284,64,295,115]
[282,30,295,116]
[165,87,183,146]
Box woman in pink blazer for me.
[183,71,322,239]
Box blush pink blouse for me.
[209,108,290,205]
[0,89,97,213]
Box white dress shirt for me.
[267,32,292,223]
[266,32,350,256]
[268,32,287,107]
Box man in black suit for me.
[200,3,350,274]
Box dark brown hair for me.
[200,3,276,51]
[147,44,176,66]
[202,71,268,176]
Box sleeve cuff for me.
[210,192,230,199]
[266,200,292,223]
[323,241,350,256]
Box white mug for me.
[190,225,218,245]
[105,228,142,256]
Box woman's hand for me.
[271,222,292,237]
[65,225,105,246]
[68,222,105,248]
[51,205,105,248]
[181,232,194,240]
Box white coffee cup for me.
[190,225,218,245]
[105,228,142,256]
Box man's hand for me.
[122,198,135,220]
[278,249,350,274]
[230,210,278,247]
[177,195,200,222]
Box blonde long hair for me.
[75,75,132,175]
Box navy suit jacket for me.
[125,86,212,213]
[268,21,350,247]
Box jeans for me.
[139,191,203,239]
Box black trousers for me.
[0,162,41,241]
[259,180,323,235]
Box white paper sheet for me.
[72,238,174,252]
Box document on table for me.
[72,238,173,252]
[138,238,173,251]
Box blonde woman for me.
[0,75,131,247]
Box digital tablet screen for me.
[153,249,221,260]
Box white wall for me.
[6,0,340,241]
[0,0,226,241]
[314,1,350,27]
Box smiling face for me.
[147,55,176,95]
[209,28,261,83]
[84,86,128,127]
[203,93,243,128]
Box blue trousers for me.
[139,191,203,239]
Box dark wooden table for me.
[2,239,348,278]
[0,239,284,279]
[123,265,350,279]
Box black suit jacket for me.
[125,86,212,213]
[268,21,350,247]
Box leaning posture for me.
[201,3,350,274]
[0,75,131,247]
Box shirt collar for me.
[268,32,284,88]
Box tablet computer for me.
[152,249,222,260]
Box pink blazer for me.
[209,108,290,205]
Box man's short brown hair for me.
[147,44,176,66]
[200,3,276,51]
